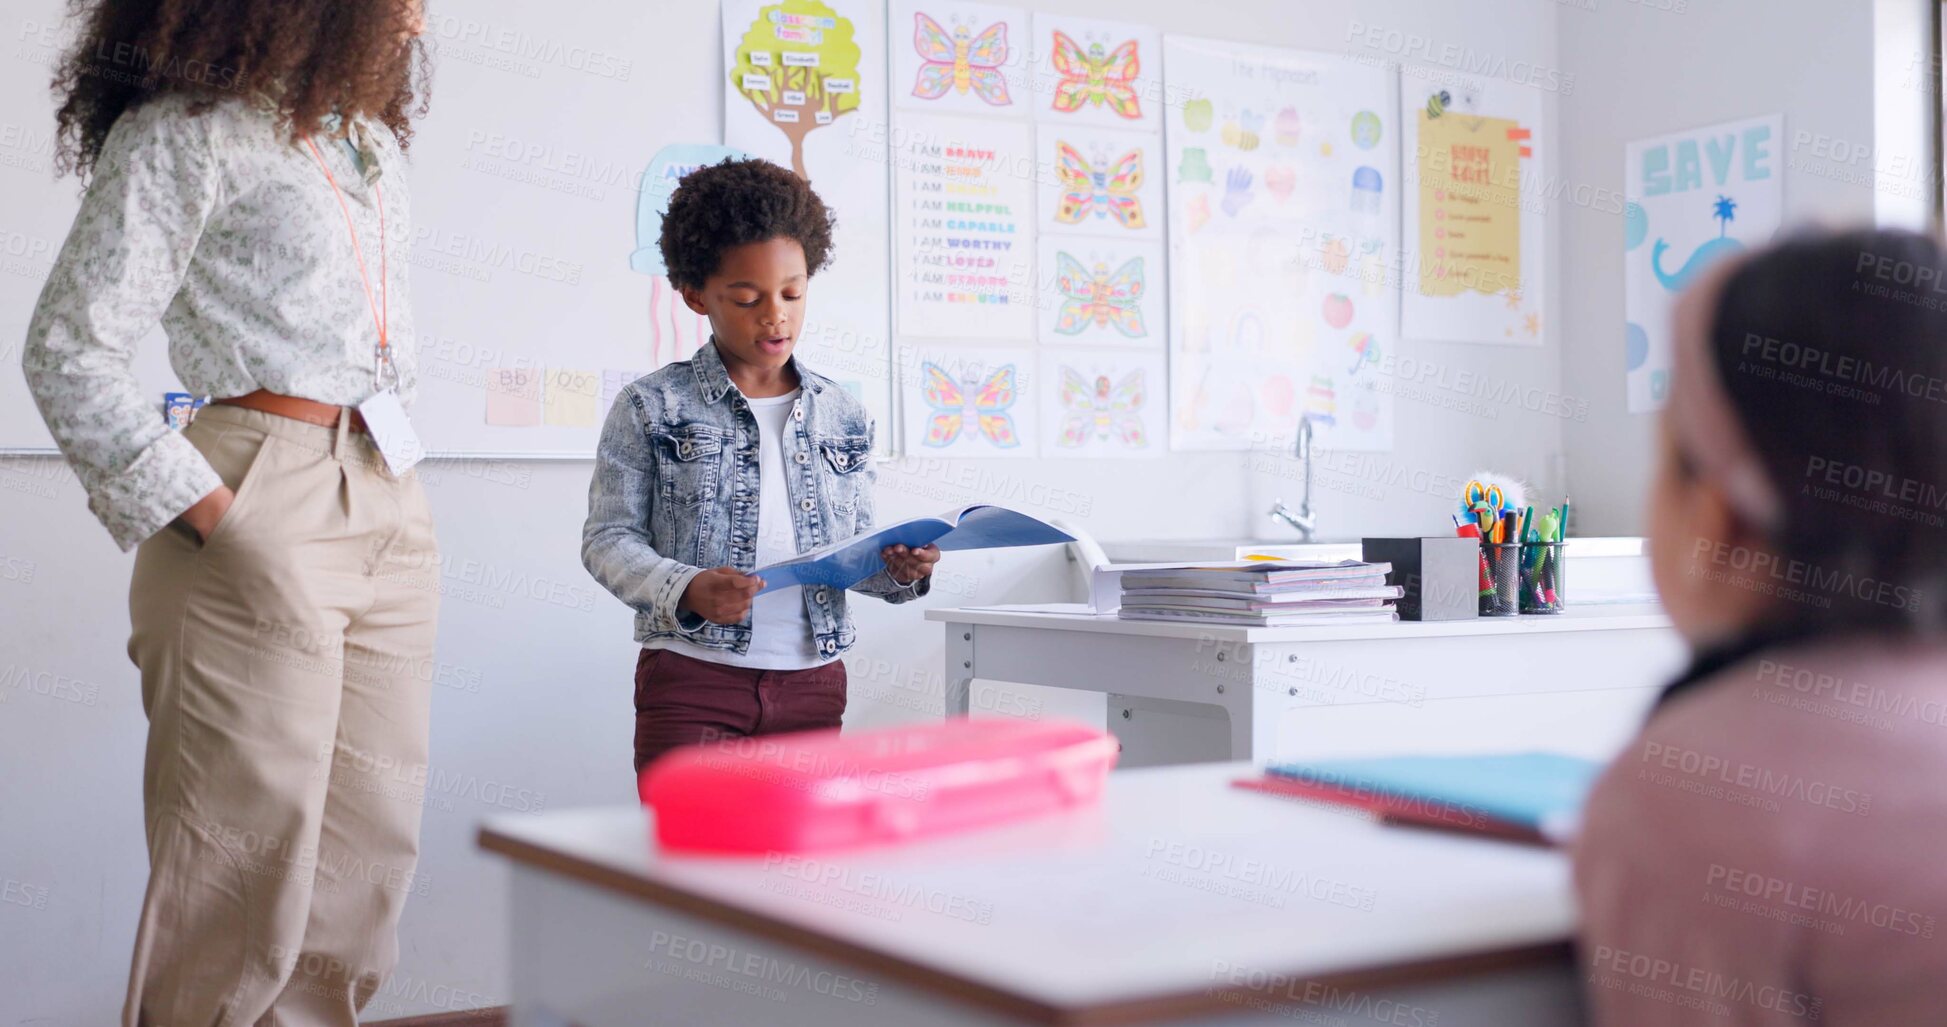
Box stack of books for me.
[1114,560,1401,626]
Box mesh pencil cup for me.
[1480,542,1522,616]
[1520,541,1566,614]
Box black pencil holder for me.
[1480,542,1521,616]
[1520,541,1566,614]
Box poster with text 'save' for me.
[1400,73,1545,346]
[1624,114,1783,412]
[1163,37,1399,452]
[892,114,1035,340]
[723,0,892,444]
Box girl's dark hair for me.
[659,158,835,291]
[51,0,429,178]
[1703,227,1947,633]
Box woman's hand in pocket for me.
[180,485,236,543]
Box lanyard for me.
[303,135,397,392]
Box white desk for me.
[926,605,1682,768]
[480,762,1583,1026]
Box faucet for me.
[1267,416,1316,542]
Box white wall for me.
[1555,0,1928,535]
[22,0,1900,1021]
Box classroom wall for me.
[6,0,1904,1020]
[1555,0,1932,535]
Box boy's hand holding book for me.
[883,544,940,586]
[680,567,765,625]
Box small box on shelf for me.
[1361,537,1481,621]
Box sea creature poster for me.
[1162,36,1399,452]
[1624,115,1783,412]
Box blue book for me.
[1255,752,1603,844]
[753,505,1075,595]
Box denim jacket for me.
[582,340,928,658]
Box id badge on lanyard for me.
[305,135,424,476]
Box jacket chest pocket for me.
[652,425,727,507]
[816,435,872,516]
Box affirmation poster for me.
[722,0,892,442]
[1038,349,1165,458]
[1624,114,1783,412]
[1028,13,1162,133]
[892,114,1035,340]
[1400,74,1545,346]
[890,0,1030,117]
[1163,37,1399,452]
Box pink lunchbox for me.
[640,718,1118,854]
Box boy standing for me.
[583,159,938,773]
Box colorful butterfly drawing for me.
[1049,30,1141,119]
[1054,142,1144,228]
[921,361,1020,448]
[1053,253,1145,337]
[912,14,1011,106]
[1058,367,1147,448]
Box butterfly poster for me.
[891,0,1029,116]
[1029,14,1160,132]
[1035,236,1164,346]
[1038,350,1164,458]
[1163,36,1399,452]
[1036,126,1163,240]
[899,345,1037,457]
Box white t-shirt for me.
[663,388,829,670]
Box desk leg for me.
[943,620,973,717]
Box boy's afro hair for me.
[658,158,836,290]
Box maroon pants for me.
[633,647,848,774]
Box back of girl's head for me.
[1705,227,1947,632]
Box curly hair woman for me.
[22,2,437,1022]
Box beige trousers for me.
[124,405,440,1027]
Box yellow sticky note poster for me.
[543,368,600,428]
[1417,112,1523,299]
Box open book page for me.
[754,505,1074,594]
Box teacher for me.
[22,1,438,1023]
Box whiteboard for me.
[0,0,741,457]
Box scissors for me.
[1461,479,1508,539]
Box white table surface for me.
[925,603,1667,644]
[480,762,1577,1021]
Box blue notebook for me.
[1255,752,1603,844]
[754,505,1075,594]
